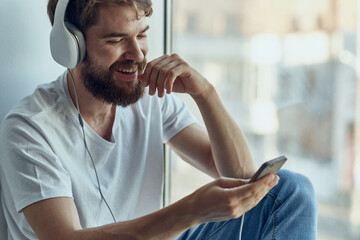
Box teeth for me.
[117,66,137,73]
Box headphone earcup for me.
[65,22,86,64]
[49,0,86,69]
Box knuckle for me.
[216,177,227,185]
[223,196,233,206]
[251,189,258,197]
[182,61,190,68]
[163,69,171,77]
[223,194,237,208]
[227,206,238,219]
[248,185,257,196]
[253,191,265,204]
[253,194,260,204]
[147,61,155,68]
[168,69,177,78]
[153,65,161,72]
[171,53,179,58]
[158,70,166,78]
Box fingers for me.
[140,54,190,97]
[148,55,172,96]
[235,174,278,199]
[190,175,280,223]
[249,173,279,190]
[141,54,168,87]
[150,61,182,97]
[223,174,279,219]
[164,63,191,95]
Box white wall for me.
[0,0,165,121]
[0,0,64,120]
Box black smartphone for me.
[249,156,287,183]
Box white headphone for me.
[50,0,86,69]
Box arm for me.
[167,123,220,179]
[23,175,278,240]
[141,54,256,179]
[23,197,194,240]
[192,84,256,178]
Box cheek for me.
[86,44,120,66]
[140,40,149,56]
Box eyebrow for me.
[101,25,150,38]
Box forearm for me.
[73,198,197,240]
[25,196,198,240]
[192,84,256,178]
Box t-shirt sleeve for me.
[161,93,197,142]
[0,116,73,212]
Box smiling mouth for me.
[116,66,137,74]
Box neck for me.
[67,68,116,141]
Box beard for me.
[80,56,147,107]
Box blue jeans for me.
[175,170,317,240]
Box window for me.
[170,0,360,239]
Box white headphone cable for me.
[67,69,117,223]
[239,212,245,240]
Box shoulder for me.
[0,72,73,147]
[2,72,70,126]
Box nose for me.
[123,39,145,63]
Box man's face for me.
[81,5,149,107]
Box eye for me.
[107,39,123,44]
[137,34,147,40]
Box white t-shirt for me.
[0,72,196,239]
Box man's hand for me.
[139,54,210,98]
[187,174,279,224]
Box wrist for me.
[191,83,215,102]
[128,197,199,240]
[172,194,202,228]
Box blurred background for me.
[169,0,360,239]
